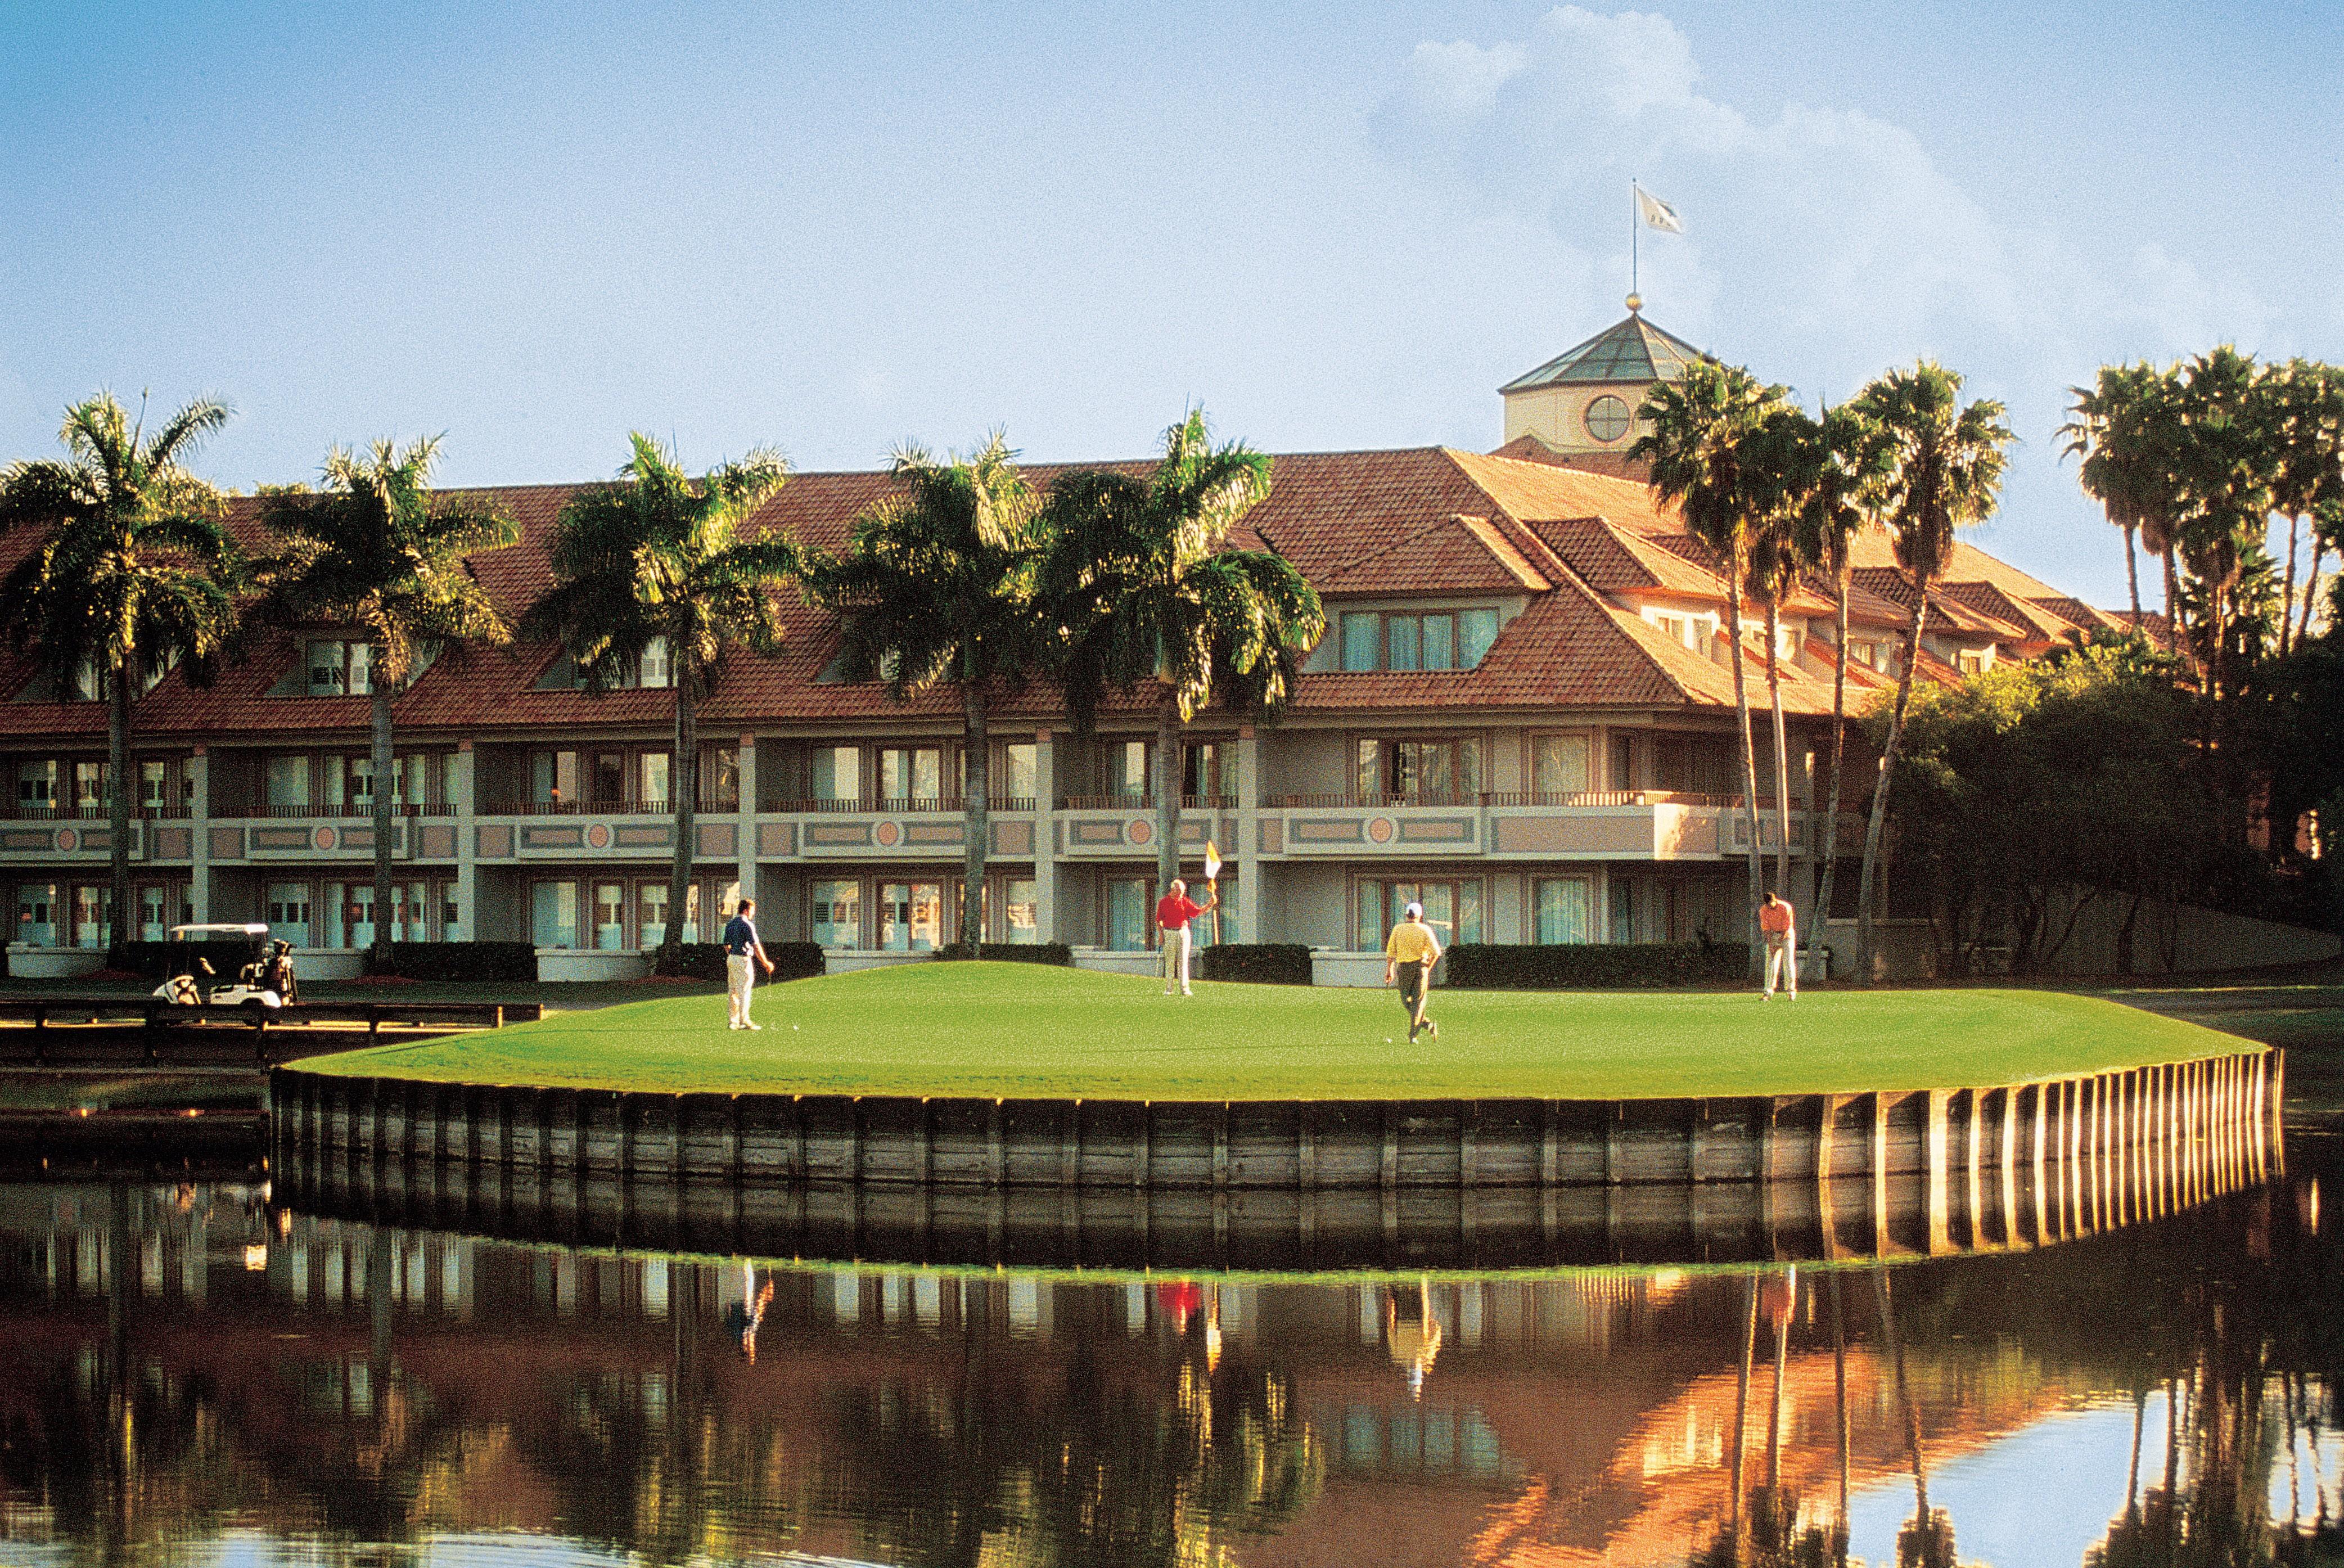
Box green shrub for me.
[1199,943,1313,985]
[937,942,1074,966]
[111,939,269,981]
[1444,942,1750,989]
[771,942,825,980]
[386,942,537,983]
[653,941,824,980]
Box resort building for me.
[0,306,2127,980]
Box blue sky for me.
[3,1,2337,605]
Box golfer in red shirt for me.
[1156,877,1215,996]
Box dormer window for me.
[1336,607,1502,672]
[308,639,372,696]
[537,636,672,691]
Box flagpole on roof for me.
[1630,178,1640,301]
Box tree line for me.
[0,398,1321,974]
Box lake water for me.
[1,1137,2336,1567]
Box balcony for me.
[212,816,454,863]
[0,818,187,863]
[750,798,1042,862]
[1253,791,1834,862]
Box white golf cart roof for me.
[168,923,271,938]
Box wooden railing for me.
[764,796,1038,814]
[481,797,738,816]
[0,804,192,821]
[1263,790,1758,810]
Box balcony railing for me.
[242,802,458,819]
[482,797,738,816]
[764,796,1038,814]
[0,803,192,821]
[1052,794,1233,811]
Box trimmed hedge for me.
[387,941,537,983]
[938,942,1074,966]
[1199,943,1313,985]
[654,941,825,980]
[1443,941,1751,989]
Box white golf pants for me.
[1161,927,1192,993]
[728,954,756,1025]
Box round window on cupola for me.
[1584,394,1632,443]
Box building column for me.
[1033,727,1058,944]
[449,740,477,941]
[1234,724,1261,943]
[187,746,212,922]
[734,733,759,911]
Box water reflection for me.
[0,1165,2336,1567]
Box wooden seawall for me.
[272,1049,2282,1268]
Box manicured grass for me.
[298,961,2256,1101]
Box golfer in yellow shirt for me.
[1383,901,1443,1042]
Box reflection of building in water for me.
[3,1183,2338,1568]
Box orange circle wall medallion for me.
[1367,817,1396,844]
[1128,820,1152,846]
[55,828,76,852]
[315,827,337,850]
[875,821,901,848]
[586,823,612,850]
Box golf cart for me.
[152,923,295,1012]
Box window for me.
[267,755,312,811]
[639,753,670,809]
[1534,877,1593,944]
[1652,734,1733,796]
[638,636,671,689]
[306,640,372,696]
[1002,743,1038,802]
[811,746,860,805]
[73,762,107,812]
[139,761,169,811]
[878,881,943,953]
[1001,877,1039,944]
[1110,740,1150,800]
[1585,394,1632,443]
[880,747,943,804]
[531,881,579,949]
[638,884,671,949]
[1356,880,1482,949]
[1105,877,1152,952]
[590,751,628,805]
[1610,734,1635,792]
[810,880,861,949]
[1958,648,1989,676]
[16,882,57,947]
[593,882,628,950]
[16,760,56,813]
[531,750,581,808]
[70,884,110,949]
[267,882,312,947]
[1531,735,1590,797]
[1337,609,1502,672]
[1182,742,1225,801]
[701,746,741,808]
[328,756,371,810]
[136,884,182,944]
[1356,738,1478,803]
[1608,877,1637,943]
[325,881,369,948]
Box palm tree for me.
[0,391,241,957]
[2062,362,2172,634]
[1847,362,2012,984]
[2167,347,2280,708]
[1798,404,1894,948]
[1744,408,1815,905]
[2265,359,2336,659]
[1631,359,1788,967]
[809,434,1042,949]
[255,437,519,971]
[1038,409,1322,900]
[522,434,796,974]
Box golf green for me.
[297,962,2255,1102]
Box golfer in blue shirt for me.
[723,898,773,1030]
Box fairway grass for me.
[298,962,2257,1102]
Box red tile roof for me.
[0,445,2105,740]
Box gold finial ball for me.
[1625,292,1643,313]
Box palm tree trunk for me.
[1765,599,1793,909]
[2301,536,2327,645]
[107,664,132,962]
[1856,588,1931,985]
[664,674,697,972]
[1730,1270,1756,1540]
[1815,575,1852,967]
[2163,549,2183,663]
[1830,1270,1850,1535]
[1724,566,1765,981]
[1155,691,1182,901]
[2124,522,2143,629]
[370,678,395,972]
[962,678,989,949]
[2280,515,2300,659]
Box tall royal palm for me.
[256,437,519,971]
[522,434,795,974]
[0,392,240,956]
[1039,409,1322,899]
[1631,359,1787,966]
[2265,359,2338,659]
[810,435,1042,949]
[1796,404,1894,948]
[1847,362,2012,984]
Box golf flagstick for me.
[1203,840,1223,947]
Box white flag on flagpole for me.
[1635,187,1684,234]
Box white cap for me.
[1405,902,1424,920]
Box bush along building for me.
[0,307,2139,984]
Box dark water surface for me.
[2,1141,2337,1568]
